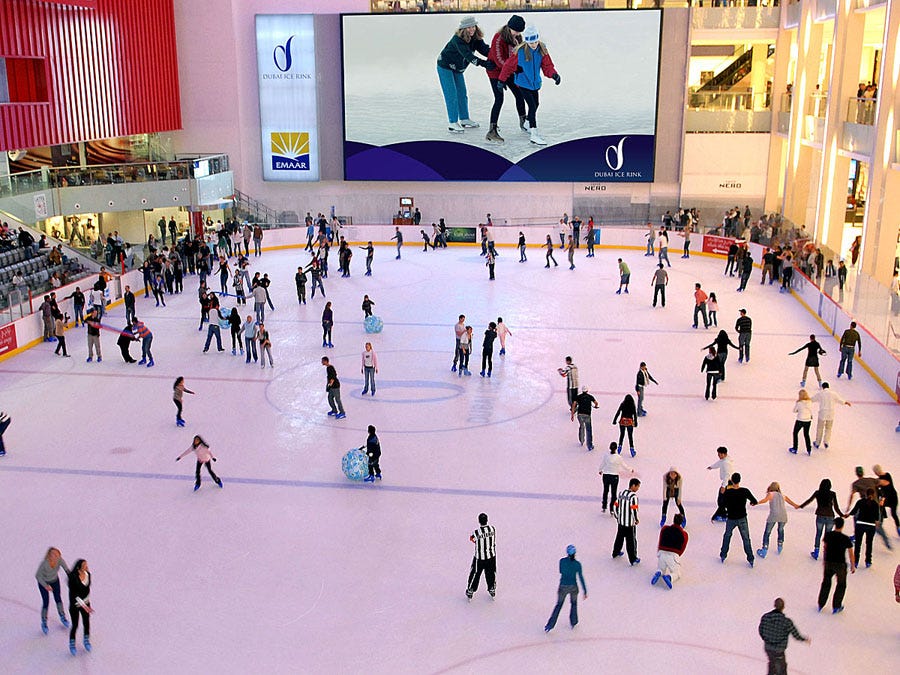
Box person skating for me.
[612,394,638,457]
[797,478,845,560]
[496,317,512,355]
[497,24,560,146]
[847,488,882,568]
[0,411,10,457]
[616,258,630,293]
[811,382,851,449]
[486,246,496,280]
[361,294,375,318]
[789,389,814,455]
[651,263,668,307]
[131,316,154,367]
[756,482,800,558]
[53,312,70,357]
[123,285,135,325]
[719,473,759,567]
[391,227,403,259]
[758,598,810,675]
[874,464,899,536]
[846,466,892,554]
[735,309,752,363]
[789,335,826,387]
[612,478,642,565]
[707,446,734,521]
[544,545,587,632]
[543,234,557,267]
[358,241,374,276]
[702,329,739,382]
[837,321,861,379]
[420,229,434,252]
[85,309,102,363]
[242,315,258,364]
[652,514,687,589]
[322,356,345,419]
[570,386,598,451]
[484,15,526,143]
[660,468,686,527]
[452,314,466,372]
[295,266,307,305]
[321,301,334,348]
[480,321,497,377]
[566,235,575,270]
[466,512,496,600]
[437,16,494,134]
[176,435,222,491]
[458,325,473,377]
[361,425,381,483]
[257,322,273,368]
[635,362,658,416]
[67,559,93,655]
[173,376,195,427]
[701,347,722,400]
[517,231,527,262]
[361,342,378,396]
[692,283,709,329]
[202,301,226,353]
[35,547,70,634]
[817,517,856,613]
[599,442,635,514]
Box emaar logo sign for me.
[274,36,294,72]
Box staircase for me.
[233,189,277,225]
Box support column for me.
[862,0,900,286]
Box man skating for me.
[817,517,855,613]
[811,382,850,449]
[322,356,345,419]
[612,478,642,566]
[719,473,758,567]
[758,598,810,675]
[570,386,599,451]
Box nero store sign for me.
[256,15,319,181]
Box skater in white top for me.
[598,442,634,514]
[811,382,851,449]
[789,389,814,455]
[496,317,512,356]
[361,342,378,395]
[176,435,222,491]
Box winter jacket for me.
[487,32,518,81]
[437,34,489,72]
[499,44,557,91]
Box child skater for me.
[35,547,70,634]
[756,482,800,558]
[497,24,560,146]
[361,424,382,483]
[176,435,222,490]
[232,269,246,306]
[707,292,719,327]
[173,376,195,427]
[67,559,93,655]
[496,317,512,355]
[362,294,375,318]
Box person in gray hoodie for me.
[35,547,70,634]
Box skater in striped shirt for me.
[612,478,642,565]
[466,513,496,601]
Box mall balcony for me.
[841,97,877,156]
[685,90,772,132]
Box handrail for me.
[846,96,877,125]
[687,90,770,111]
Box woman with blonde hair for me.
[35,547,70,634]
[756,482,800,558]
[789,389,813,455]
[437,16,495,134]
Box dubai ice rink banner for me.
[256,15,320,181]
[341,10,661,182]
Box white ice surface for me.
[1,243,898,674]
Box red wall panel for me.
[0,0,181,150]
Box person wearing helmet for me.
[544,544,587,632]
[497,24,561,146]
[437,16,496,134]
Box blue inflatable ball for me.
[218,308,231,329]
[342,448,369,481]
[364,315,383,334]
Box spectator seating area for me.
[0,247,89,308]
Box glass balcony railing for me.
[846,97,877,126]
[806,93,828,119]
[687,90,771,111]
[780,92,792,113]
[0,155,229,200]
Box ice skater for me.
[735,309,752,363]
[707,292,719,326]
[612,393,638,457]
[616,259,630,293]
[496,317,512,355]
[452,314,466,373]
[635,362,658,416]
[257,322,273,368]
[131,316,154,367]
[558,356,578,409]
[612,478,642,565]
[719,473,759,567]
[789,334,827,387]
[486,246,496,280]
[570,386,599,451]
[420,229,434,251]
[35,547,70,634]
[67,559,93,655]
[517,231,527,262]
[652,514,687,589]
[172,377,195,427]
[176,435,222,491]
[811,382,851,449]
[361,294,375,318]
[497,24,560,146]
[53,312,70,357]
[437,16,494,134]
[789,389,813,455]
[480,321,497,377]
[566,235,575,270]
[543,234,558,267]
[707,446,734,522]
[692,283,709,329]
[599,442,634,514]
[243,315,258,364]
[817,517,855,613]
[0,411,9,456]
[322,301,334,348]
[322,356,345,419]
[361,342,378,395]
[756,482,800,558]
[701,347,722,400]
[457,325,473,377]
[797,478,845,560]
[758,598,810,674]
[466,512,497,600]
[661,468,686,527]
[359,241,374,276]
[391,227,403,259]
[701,329,738,382]
[544,545,587,632]
[362,425,381,482]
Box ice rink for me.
[1,240,898,674]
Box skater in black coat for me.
[702,330,739,382]
[612,394,639,457]
[67,559,93,655]
[362,425,381,482]
[117,326,138,363]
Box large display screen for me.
[341,10,661,182]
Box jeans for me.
[838,346,855,377]
[311,277,325,297]
[327,387,345,415]
[576,413,593,449]
[693,303,708,328]
[720,516,754,562]
[659,247,670,267]
[141,335,153,361]
[853,522,875,565]
[814,515,834,550]
[545,585,578,630]
[245,337,258,363]
[481,349,492,375]
[254,301,265,324]
[705,373,719,399]
[204,325,222,351]
[87,334,101,359]
[765,649,787,675]
[519,244,527,262]
[363,366,376,394]
[762,521,784,549]
[617,425,634,449]
[818,561,848,610]
[646,238,654,256]
[254,239,262,256]
[38,579,65,620]
[366,257,372,274]
[602,474,619,510]
[437,66,468,123]
[738,332,751,361]
[74,303,84,325]
[635,385,646,414]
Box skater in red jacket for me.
[652,514,688,589]
[484,15,527,143]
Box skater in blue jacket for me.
[545,544,587,631]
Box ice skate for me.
[662,574,672,589]
[529,128,548,146]
[651,571,661,585]
[83,636,91,652]
[69,639,76,655]
[459,119,479,128]
[519,115,528,132]
[485,124,504,143]
[448,122,464,134]
[41,619,48,634]
[757,547,767,559]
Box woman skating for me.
[484,14,527,143]
[481,321,498,377]
[797,478,845,560]
[789,334,827,387]
[707,292,719,326]
[35,547,70,634]
[701,347,722,400]
[789,389,814,455]
[612,394,638,457]
[257,322,273,368]
[437,16,494,134]
[543,234,558,268]
[661,468,686,527]
[702,329,739,382]
[176,435,222,491]
[173,376,195,427]
[67,559,93,655]
[361,342,378,395]
[322,301,334,348]
[756,482,800,558]
[228,308,243,356]
[496,317,512,355]
[497,24,560,145]
[458,325,473,377]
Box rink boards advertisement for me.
[256,15,320,181]
[341,10,661,182]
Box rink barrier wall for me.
[2,231,897,404]
[0,269,143,363]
